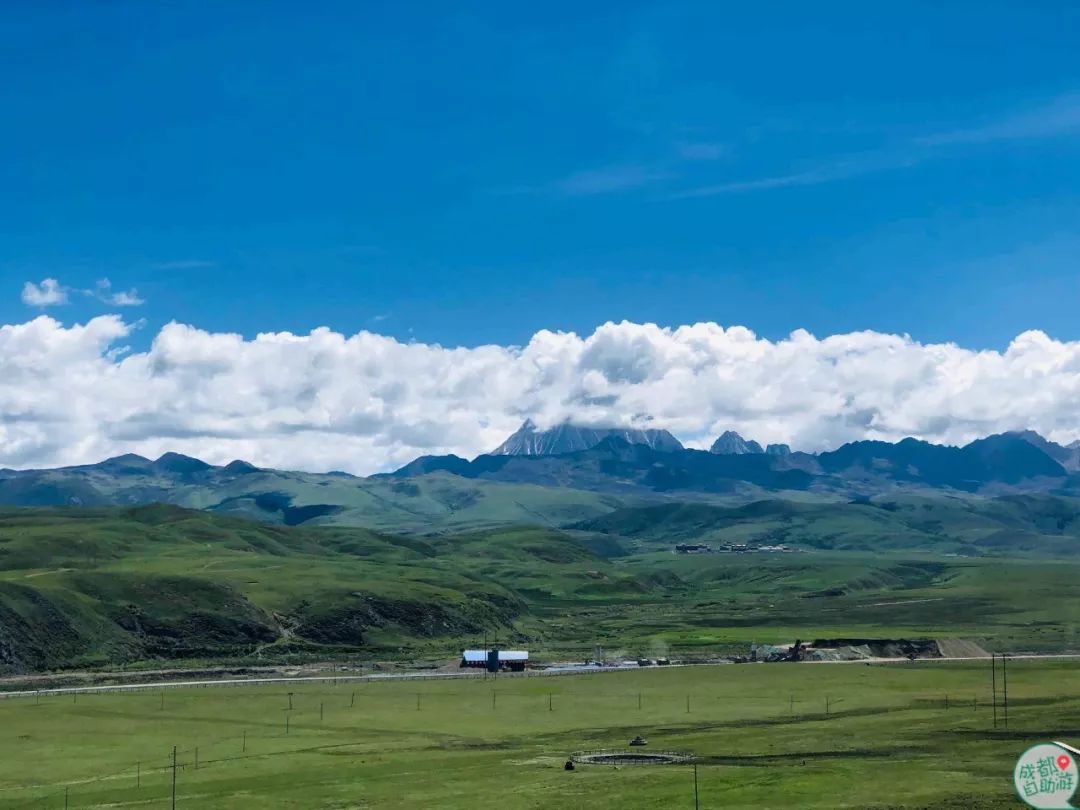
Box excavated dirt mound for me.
[753,638,952,662]
[808,638,941,659]
[934,638,990,658]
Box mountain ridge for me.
[0,429,1078,528]
[389,429,1075,497]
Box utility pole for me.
[137,761,140,788]
[171,746,177,810]
[1002,653,1009,730]
[991,654,998,728]
[693,762,700,809]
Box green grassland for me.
[571,492,1080,556]
[0,660,1077,808]
[2,505,1080,674]
[533,552,1080,657]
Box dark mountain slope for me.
[710,431,764,454]
[392,431,1074,498]
[818,434,1066,490]
[1007,430,1080,471]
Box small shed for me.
[499,650,529,672]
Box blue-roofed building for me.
[460,649,529,672]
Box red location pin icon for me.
[1058,754,1072,771]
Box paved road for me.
[2,653,1079,700]
[0,666,646,698]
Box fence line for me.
[3,684,1075,809]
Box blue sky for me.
[3,1,1080,351]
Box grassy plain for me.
[1,660,1078,808]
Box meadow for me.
[1,659,1077,808]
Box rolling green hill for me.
[0,458,631,533]
[0,506,531,672]
[3,502,1080,675]
[0,505,690,674]
[206,470,631,532]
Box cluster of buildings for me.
[674,543,712,554]
[674,542,794,554]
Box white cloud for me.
[94,278,144,307]
[3,316,1080,475]
[21,279,69,307]
[20,278,145,308]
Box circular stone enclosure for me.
[572,751,693,766]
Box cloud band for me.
[1,317,1078,474]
